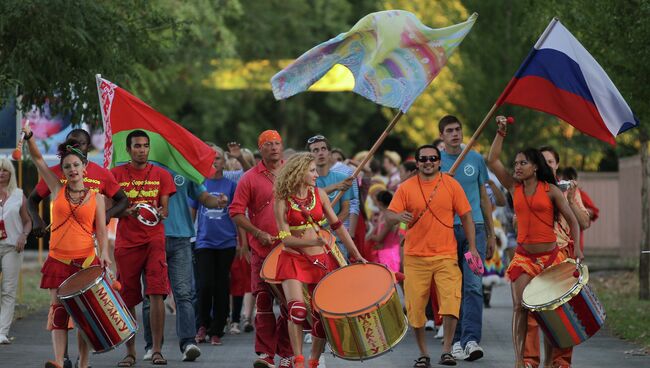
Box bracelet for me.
[497,130,507,137]
[330,220,343,231]
[24,131,33,140]
[278,230,291,240]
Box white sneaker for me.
[424,320,435,331]
[464,340,484,361]
[143,349,153,361]
[304,333,313,344]
[319,354,327,368]
[451,341,467,360]
[434,325,444,339]
[0,335,10,344]
[229,322,241,334]
[182,343,201,362]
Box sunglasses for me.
[307,135,326,145]
[417,155,440,163]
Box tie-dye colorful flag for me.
[271,10,478,112]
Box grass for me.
[590,270,650,353]
[13,268,51,320]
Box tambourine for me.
[135,203,160,226]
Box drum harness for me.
[287,189,332,271]
[410,173,453,229]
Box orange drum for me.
[260,243,288,306]
[313,263,407,361]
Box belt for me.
[515,246,559,269]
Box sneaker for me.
[318,355,326,368]
[424,320,435,331]
[434,325,444,339]
[242,316,254,333]
[413,355,431,368]
[279,356,294,368]
[0,334,10,344]
[464,341,484,361]
[229,322,241,334]
[182,343,201,362]
[210,335,222,345]
[63,357,72,368]
[451,342,466,360]
[143,348,153,361]
[195,326,208,343]
[254,353,275,368]
[303,333,313,344]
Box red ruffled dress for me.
[275,187,339,284]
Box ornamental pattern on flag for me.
[271,10,477,112]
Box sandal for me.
[45,362,63,368]
[151,352,167,365]
[439,352,457,366]
[413,356,431,368]
[117,355,136,367]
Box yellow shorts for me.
[403,254,462,328]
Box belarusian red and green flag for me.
[96,75,215,184]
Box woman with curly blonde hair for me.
[273,152,365,368]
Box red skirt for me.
[275,250,338,284]
[230,256,252,296]
[40,255,100,289]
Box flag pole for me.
[448,17,560,175]
[331,110,404,206]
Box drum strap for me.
[56,253,96,269]
[515,246,559,269]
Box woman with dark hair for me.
[487,116,582,368]
[23,126,111,368]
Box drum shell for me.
[57,266,137,353]
[313,263,407,360]
[522,260,606,349]
[530,283,606,348]
[320,288,406,360]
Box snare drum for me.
[313,263,407,361]
[523,260,606,348]
[57,266,137,353]
[135,203,159,226]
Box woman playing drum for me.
[273,153,366,368]
[487,116,583,368]
[24,126,111,368]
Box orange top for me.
[49,189,97,261]
[513,181,556,244]
[388,174,471,258]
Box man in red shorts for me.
[111,130,176,367]
[230,130,292,368]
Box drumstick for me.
[11,120,30,161]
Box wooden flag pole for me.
[448,103,499,175]
[331,110,404,206]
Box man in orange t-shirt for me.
[387,144,479,367]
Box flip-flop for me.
[117,354,136,367]
[439,352,457,366]
[151,352,167,365]
[45,361,63,368]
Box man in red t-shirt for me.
[111,130,176,366]
[27,129,128,238]
[229,130,292,368]
[26,129,128,368]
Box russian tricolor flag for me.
[497,18,639,145]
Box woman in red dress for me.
[24,125,111,368]
[273,153,366,368]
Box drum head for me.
[522,260,589,310]
[314,263,393,316]
[260,244,284,283]
[58,266,103,298]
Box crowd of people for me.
[0,113,599,368]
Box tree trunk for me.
[640,134,649,300]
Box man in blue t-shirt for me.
[307,135,354,257]
[438,115,496,362]
[141,163,227,362]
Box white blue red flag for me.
[496,18,638,145]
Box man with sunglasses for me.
[438,115,496,362]
[306,135,355,258]
[386,144,478,367]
